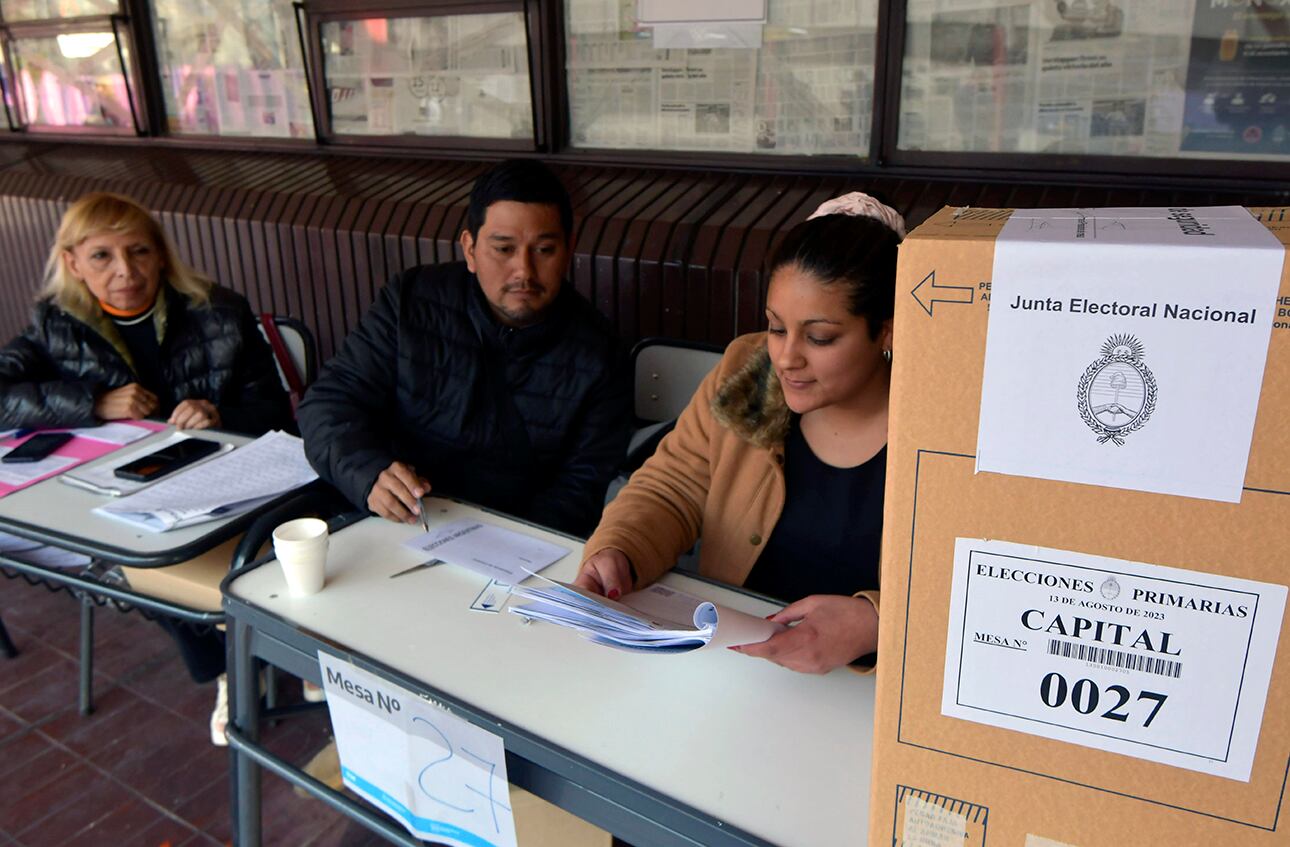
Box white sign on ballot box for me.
[941,538,1286,782]
[319,652,518,847]
[977,206,1285,502]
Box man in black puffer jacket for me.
[298,160,630,537]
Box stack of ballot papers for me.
[95,431,317,531]
[510,580,785,652]
[0,530,91,569]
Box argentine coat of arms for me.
[1077,334,1157,446]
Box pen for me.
[417,494,429,533]
[389,558,443,580]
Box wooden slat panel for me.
[631,172,733,342]
[592,172,679,328]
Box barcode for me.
[1047,638,1182,679]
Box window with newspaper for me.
[0,62,13,129]
[6,27,138,131]
[564,0,879,157]
[150,0,314,138]
[1,0,116,20]
[317,11,534,143]
[0,0,142,133]
[899,0,1289,162]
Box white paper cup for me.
[273,518,329,596]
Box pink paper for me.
[0,421,166,498]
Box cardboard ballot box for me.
[870,207,1290,847]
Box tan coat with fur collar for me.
[582,332,882,621]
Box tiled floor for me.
[0,580,386,846]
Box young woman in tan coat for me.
[575,193,904,674]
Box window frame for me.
[876,0,1290,183]
[141,0,318,143]
[550,0,890,169]
[0,4,148,136]
[302,0,545,151]
[0,37,17,130]
[0,0,1278,191]
[0,0,120,24]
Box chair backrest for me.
[631,338,723,424]
[257,315,317,395]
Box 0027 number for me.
[1039,672,1167,727]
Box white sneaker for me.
[302,680,325,703]
[210,673,229,747]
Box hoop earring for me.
[882,348,892,364]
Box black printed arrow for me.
[911,270,974,317]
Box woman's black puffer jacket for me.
[0,283,292,435]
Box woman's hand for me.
[94,383,158,420]
[731,594,878,674]
[574,548,633,600]
[169,399,221,430]
[367,461,431,524]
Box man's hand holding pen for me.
[367,460,432,525]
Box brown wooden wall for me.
[0,145,1282,361]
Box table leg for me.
[264,664,278,716]
[78,596,94,715]
[0,613,17,658]
[229,617,262,847]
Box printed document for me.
[0,530,91,569]
[320,652,517,847]
[94,431,317,531]
[0,450,77,487]
[0,421,165,498]
[64,422,154,445]
[977,206,1285,502]
[402,520,569,585]
[942,538,1286,782]
[510,579,784,651]
[61,433,233,496]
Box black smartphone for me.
[113,438,222,482]
[2,432,73,463]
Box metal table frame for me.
[0,426,334,713]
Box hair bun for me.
[807,192,906,240]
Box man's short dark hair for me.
[466,159,574,241]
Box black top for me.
[743,417,885,603]
[111,303,174,412]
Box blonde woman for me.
[0,192,292,742]
[0,191,291,433]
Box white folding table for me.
[223,497,875,846]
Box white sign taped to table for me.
[319,652,517,847]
